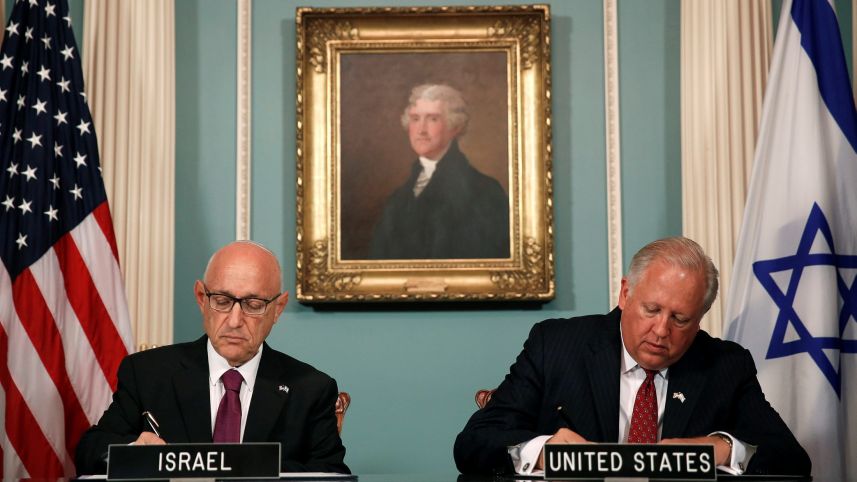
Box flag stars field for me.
[26,131,42,147]
[17,198,31,214]
[22,165,36,181]
[69,183,82,200]
[31,98,47,115]
[36,65,50,81]
[44,204,58,221]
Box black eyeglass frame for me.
[202,283,282,316]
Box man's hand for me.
[660,436,731,466]
[536,428,589,470]
[134,431,166,445]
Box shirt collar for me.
[418,157,440,175]
[619,324,669,379]
[207,338,263,392]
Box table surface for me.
[265,473,812,482]
[73,472,811,482]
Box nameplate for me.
[544,443,716,480]
[106,442,280,480]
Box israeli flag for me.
[724,1,857,479]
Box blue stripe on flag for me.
[791,0,857,153]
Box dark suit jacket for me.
[369,140,509,259]
[75,336,348,475]
[454,309,811,476]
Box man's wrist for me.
[710,433,733,463]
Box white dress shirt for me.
[207,340,263,442]
[411,142,452,197]
[412,157,440,197]
[508,329,756,475]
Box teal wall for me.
[169,0,857,475]
[618,1,683,261]
[172,0,678,474]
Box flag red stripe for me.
[11,270,92,465]
[0,322,65,476]
[93,202,120,263]
[53,234,128,390]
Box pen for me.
[142,411,161,438]
[556,405,576,431]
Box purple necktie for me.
[213,369,243,443]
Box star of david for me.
[752,202,857,397]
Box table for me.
[275,474,811,482]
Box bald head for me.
[195,240,288,366]
[203,240,282,294]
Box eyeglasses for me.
[203,284,281,316]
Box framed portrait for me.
[295,5,554,302]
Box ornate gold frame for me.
[295,5,554,302]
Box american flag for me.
[0,0,133,477]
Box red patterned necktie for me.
[627,369,659,443]
[213,369,244,443]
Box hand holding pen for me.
[135,411,166,445]
[536,406,589,471]
[549,406,588,443]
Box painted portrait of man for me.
[338,52,511,261]
[367,84,509,259]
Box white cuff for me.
[709,431,756,475]
[507,435,551,475]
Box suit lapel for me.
[661,342,706,439]
[243,344,290,442]
[584,313,622,442]
[173,336,213,442]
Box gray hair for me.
[400,84,469,134]
[626,237,719,314]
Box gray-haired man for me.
[369,84,509,260]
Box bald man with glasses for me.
[75,241,349,475]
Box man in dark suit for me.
[75,241,348,475]
[454,237,811,476]
[368,84,509,259]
